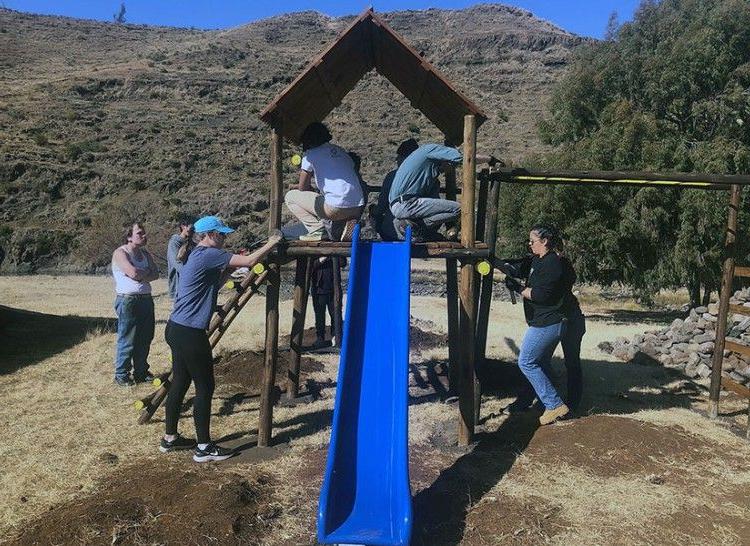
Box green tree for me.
[113,2,126,24]
[505,0,750,306]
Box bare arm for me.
[113,248,143,280]
[228,232,283,269]
[298,170,314,191]
[141,251,160,282]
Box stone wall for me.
[602,288,750,387]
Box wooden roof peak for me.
[259,7,487,144]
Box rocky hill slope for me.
[0,4,585,271]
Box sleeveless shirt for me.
[112,247,152,295]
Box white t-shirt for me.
[301,142,365,208]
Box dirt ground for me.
[1,275,749,545]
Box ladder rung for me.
[734,265,750,278]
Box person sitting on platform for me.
[371,138,419,241]
[285,122,365,242]
[388,143,497,242]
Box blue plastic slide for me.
[318,225,412,546]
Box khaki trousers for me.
[285,190,363,234]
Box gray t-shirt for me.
[166,233,184,300]
[169,246,231,330]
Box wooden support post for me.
[474,175,501,422]
[269,125,283,234]
[458,114,477,445]
[444,160,460,394]
[709,184,742,418]
[259,124,284,447]
[259,265,281,446]
[332,257,344,347]
[288,257,311,399]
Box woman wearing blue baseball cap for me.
[160,215,282,462]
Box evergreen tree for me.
[504,0,750,305]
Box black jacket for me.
[506,253,580,327]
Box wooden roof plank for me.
[259,8,487,144]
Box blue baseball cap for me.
[193,215,235,234]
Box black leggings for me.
[165,321,214,444]
[312,292,335,340]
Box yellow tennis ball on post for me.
[252,263,266,274]
[476,260,492,276]
[224,280,235,290]
[291,154,302,167]
[152,377,162,387]
[134,400,144,411]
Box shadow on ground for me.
[409,350,706,544]
[0,305,116,374]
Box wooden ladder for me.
[134,268,269,424]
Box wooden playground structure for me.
[139,8,750,442]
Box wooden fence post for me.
[474,174,501,422]
[709,184,742,418]
[458,114,477,445]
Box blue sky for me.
[2,1,642,38]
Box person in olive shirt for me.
[501,224,578,425]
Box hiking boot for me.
[114,375,135,387]
[159,434,197,453]
[193,443,236,463]
[134,372,155,384]
[299,228,329,242]
[539,404,570,425]
[340,219,358,242]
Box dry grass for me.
[1,275,749,544]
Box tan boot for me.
[539,403,569,425]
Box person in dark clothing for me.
[500,224,576,425]
[310,257,335,349]
[501,248,586,413]
[161,215,282,462]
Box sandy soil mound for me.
[8,460,277,545]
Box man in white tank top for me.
[112,222,159,386]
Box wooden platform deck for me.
[277,240,489,259]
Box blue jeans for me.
[114,295,154,379]
[518,321,564,410]
[391,197,460,230]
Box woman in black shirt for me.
[501,224,577,425]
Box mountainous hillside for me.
[0,4,585,271]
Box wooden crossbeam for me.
[734,266,750,278]
[729,304,750,317]
[721,376,750,398]
[489,167,750,190]
[725,340,750,358]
